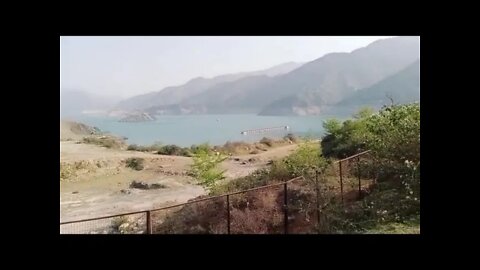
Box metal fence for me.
[60,151,373,234]
[332,150,373,205]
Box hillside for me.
[327,59,420,115]
[115,62,303,111]
[113,37,420,116]
[60,120,99,141]
[257,37,420,115]
[180,37,419,115]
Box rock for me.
[130,180,149,189]
[234,158,240,161]
[241,161,247,165]
[248,158,256,163]
[72,191,79,194]
[266,160,274,165]
[121,189,131,194]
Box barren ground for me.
[60,140,298,227]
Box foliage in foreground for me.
[320,103,420,233]
[189,144,227,190]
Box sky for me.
[60,36,394,99]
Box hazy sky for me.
[60,36,394,99]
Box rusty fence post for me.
[315,170,321,234]
[284,182,288,234]
[357,157,361,199]
[226,195,231,234]
[339,161,344,205]
[146,211,152,234]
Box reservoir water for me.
[69,114,349,147]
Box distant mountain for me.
[257,36,420,115]
[60,90,121,118]
[113,37,420,116]
[331,59,420,114]
[115,62,303,110]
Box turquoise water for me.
[72,114,348,147]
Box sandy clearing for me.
[60,140,300,227]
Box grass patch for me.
[60,161,97,181]
[364,219,420,234]
[82,136,125,149]
[125,158,145,171]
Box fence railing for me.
[60,150,373,234]
[334,150,372,205]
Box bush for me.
[190,143,211,154]
[60,161,97,181]
[260,137,274,147]
[318,103,420,233]
[189,147,227,190]
[125,158,145,171]
[127,144,141,151]
[321,118,367,159]
[157,145,191,156]
[220,141,250,154]
[283,142,329,179]
[128,142,164,152]
[82,136,125,149]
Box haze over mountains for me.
[330,59,420,115]
[115,62,303,111]
[60,90,122,117]
[65,37,420,117]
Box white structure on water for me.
[240,126,290,135]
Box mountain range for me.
[109,36,420,116]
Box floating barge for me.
[240,126,290,135]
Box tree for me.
[189,145,227,190]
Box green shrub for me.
[189,146,227,190]
[125,158,145,171]
[157,145,191,156]
[283,142,329,179]
[190,143,211,154]
[318,103,420,233]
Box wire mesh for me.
[60,212,146,234]
[229,184,284,234]
[152,196,228,234]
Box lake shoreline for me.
[64,114,337,147]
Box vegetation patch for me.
[125,158,145,171]
[82,135,125,149]
[60,161,97,181]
